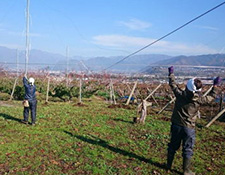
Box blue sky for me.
[0,0,225,58]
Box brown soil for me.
[108,104,133,110]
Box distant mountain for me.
[0,46,17,62]
[52,54,171,72]
[0,46,171,72]
[0,46,65,63]
[151,54,225,67]
[83,54,171,72]
[0,46,67,70]
[2,45,225,74]
[142,54,225,75]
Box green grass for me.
[0,98,224,174]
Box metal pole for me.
[25,0,30,75]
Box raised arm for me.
[168,66,183,97]
[198,77,221,104]
[23,75,29,87]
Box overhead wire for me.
[1,1,225,76]
[103,1,225,71]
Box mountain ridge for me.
[0,46,225,73]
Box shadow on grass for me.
[196,123,204,129]
[64,131,182,174]
[112,118,134,124]
[0,113,21,123]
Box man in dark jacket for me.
[166,66,221,175]
[21,75,37,125]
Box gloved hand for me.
[168,66,174,75]
[213,77,222,86]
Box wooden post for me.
[203,86,212,95]
[66,46,69,87]
[147,88,159,106]
[195,85,213,118]
[138,84,161,108]
[111,82,116,104]
[10,78,18,101]
[205,108,225,128]
[169,95,173,100]
[126,83,131,91]
[46,77,50,103]
[126,83,138,99]
[109,81,113,104]
[117,88,124,97]
[219,92,224,112]
[139,100,147,124]
[126,81,138,105]
[135,100,152,124]
[144,84,161,101]
[158,97,176,114]
[79,78,82,104]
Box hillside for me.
[0,46,66,71]
[151,54,225,67]
[1,46,225,73]
[142,54,225,76]
[0,46,171,72]
[83,54,171,72]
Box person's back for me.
[169,74,217,128]
[22,76,37,126]
[23,77,36,100]
[166,66,221,175]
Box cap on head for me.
[186,78,202,92]
[28,77,35,85]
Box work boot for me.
[21,120,28,124]
[166,153,175,171]
[183,158,195,175]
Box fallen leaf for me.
[207,167,212,171]
[51,160,59,165]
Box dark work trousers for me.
[168,123,195,159]
[23,99,37,124]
